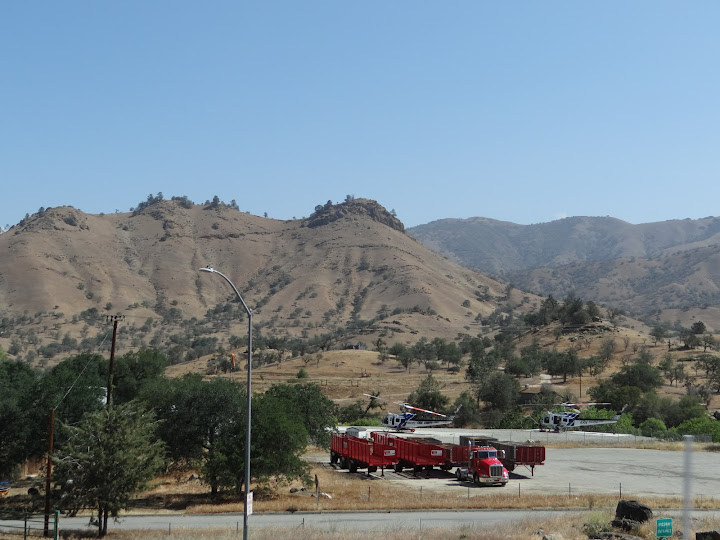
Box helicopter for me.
[538,402,627,432]
[363,394,460,431]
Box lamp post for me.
[199,266,253,540]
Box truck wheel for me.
[455,469,462,481]
[394,463,403,473]
[473,473,479,485]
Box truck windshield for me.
[475,450,496,459]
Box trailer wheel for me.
[455,468,462,481]
[394,463,403,473]
[349,461,357,474]
[340,457,349,469]
[330,452,338,465]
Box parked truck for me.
[330,427,397,474]
[451,443,509,486]
[371,432,508,486]
[459,436,545,475]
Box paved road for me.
[4,508,719,535]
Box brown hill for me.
[0,198,523,361]
[508,245,720,332]
[408,215,720,330]
[408,215,720,275]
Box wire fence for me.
[0,510,58,539]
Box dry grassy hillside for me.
[408,215,720,331]
[163,313,720,418]
[509,246,720,331]
[0,198,530,365]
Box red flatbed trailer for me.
[330,429,397,474]
[493,441,545,475]
[371,432,453,473]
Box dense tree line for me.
[0,350,336,536]
[524,294,603,327]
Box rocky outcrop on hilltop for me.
[305,198,404,232]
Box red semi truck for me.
[451,443,509,486]
[370,432,509,486]
[459,436,545,475]
[330,428,397,474]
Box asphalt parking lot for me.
[333,427,720,500]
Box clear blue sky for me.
[2,2,719,230]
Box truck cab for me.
[454,445,509,486]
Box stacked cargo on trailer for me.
[330,427,397,474]
[371,432,453,474]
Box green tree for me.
[598,338,617,364]
[214,392,310,494]
[407,375,450,414]
[701,334,717,353]
[680,330,702,349]
[112,349,168,404]
[676,416,720,442]
[466,348,502,382]
[690,321,707,335]
[390,344,413,372]
[0,359,37,479]
[140,375,243,492]
[658,353,676,386]
[611,358,663,392]
[265,383,336,448]
[639,417,667,437]
[650,326,668,346]
[26,354,108,463]
[54,402,164,537]
[451,391,481,427]
[475,372,520,412]
[543,349,582,383]
[588,380,644,411]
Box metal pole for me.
[105,315,124,407]
[43,408,55,537]
[199,267,252,540]
[683,435,694,539]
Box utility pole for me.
[43,408,55,537]
[105,315,125,407]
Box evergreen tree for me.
[54,402,164,537]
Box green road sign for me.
[656,518,672,538]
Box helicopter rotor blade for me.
[395,402,447,417]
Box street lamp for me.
[199,266,253,540]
